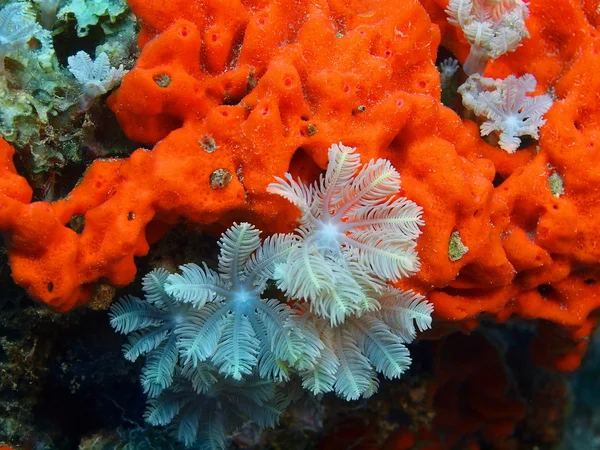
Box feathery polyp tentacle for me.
[165,263,227,308]
[218,222,262,285]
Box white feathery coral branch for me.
[446,0,529,74]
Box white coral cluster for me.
[111,143,433,407]
[458,73,553,152]
[446,0,530,75]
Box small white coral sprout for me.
[439,57,459,89]
[458,73,553,153]
[67,50,127,109]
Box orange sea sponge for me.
[415,0,600,368]
[0,0,446,311]
[0,0,598,372]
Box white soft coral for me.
[459,73,553,153]
[446,0,529,75]
[267,143,424,325]
[67,50,127,109]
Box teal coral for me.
[163,223,321,381]
[109,268,191,398]
[145,369,300,448]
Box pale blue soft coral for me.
[164,223,322,381]
[459,73,553,153]
[109,268,194,398]
[67,50,127,109]
[109,257,306,449]
[58,0,129,37]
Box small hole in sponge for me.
[48,282,54,293]
[221,110,229,117]
[68,215,85,234]
[537,284,554,298]
[258,16,266,26]
[418,80,427,88]
[128,212,135,221]
[283,77,293,87]
[222,93,242,106]
[289,147,322,181]
[179,27,189,37]
[211,33,219,42]
[492,173,505,187]
[343,85,350,93]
